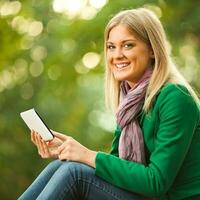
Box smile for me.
[115,63,130,69]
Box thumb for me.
[51,130,68,141]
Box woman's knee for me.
[44,159,63,172]
[58,161,95,180]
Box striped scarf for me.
[116,68,152,164]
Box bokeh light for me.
[0,1,21,16]
[89,0,108,9]
[82,52,101,69]
[52,0,108,19]
[29,61,44,77]
[20,82,34,100]
[53,0,86,18]
[48,65,61,80]
[11,16,43,37]
[30,46,47,62]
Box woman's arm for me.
[109,126,120,157]
[54,131,97,168]
[95,85,200,196]
[31,130,97,168]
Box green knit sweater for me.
[95,83,200,199]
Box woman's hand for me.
[31,130,62,159]
[53,131,97,168]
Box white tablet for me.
[20,108,54,141]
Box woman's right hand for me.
[31,130,63,159]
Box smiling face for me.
[106,25,154,88]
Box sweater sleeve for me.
[95,85,199,197]
[109,126,120,157]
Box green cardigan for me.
[95,83,200,199]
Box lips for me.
[115,62,130,69]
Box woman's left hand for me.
[53,131,97,168]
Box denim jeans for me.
[18,160,148,200]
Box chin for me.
[113,75,127,81]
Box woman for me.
[18,8,200,200]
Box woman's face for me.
[106,25,153,87]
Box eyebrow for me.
[106,39,137,44]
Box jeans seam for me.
[78,178,122,200]
[57,179,78,200]
[57,177,122,200]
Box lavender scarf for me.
[116,68,153,165]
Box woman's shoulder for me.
[160,83,191,96]
[156,83,200,116]
[158,83,197,101]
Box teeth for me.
[115,63,129,68]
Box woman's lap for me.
[18,160,63,200]
[19,160,147,200]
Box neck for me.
[126,81,136,89]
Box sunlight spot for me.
[11,16,43,37]
[144,4,162,18]
[53,0,86,18]
[52,0,108,19]
[180,45,194,57]
[0,1,21,16]
[29,61,44,77]
[80,6,97,20]
[75,62,90,74]
[11,16,29,34]
[30,46,47,61]
[82,52,100,69]
[88,109,115,132]
[28,21,43,37]
[14,59,28,84]
[0,70,13,89]
[89,0,108,9]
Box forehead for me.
[107,25,137,42]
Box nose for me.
[114,47,124,59]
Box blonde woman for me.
[19,8,200,200]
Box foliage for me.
[0,0,199,199]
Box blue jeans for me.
[18,160,148,200]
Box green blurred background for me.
[0,0,200,199]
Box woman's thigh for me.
[18,160,63,200]
[37,161,147,200]
[69,162,147,200]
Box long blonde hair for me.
[104,8,199,112]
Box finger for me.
[52,131,68,141]
[57,142,67,154]
[58,154,63,160]
[31,130,36,139]
[51,149,59,157]
[31,130,36,144]
[38,136,47,155]
[58,153,68,161]
[34,133,41,149]
[47,140,55,146]
[36,133,51,157]
[41,140,50,157]
[32,131,40,147]
[35,133,45,155]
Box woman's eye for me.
[107,45,115,50]
[124,43,134,49]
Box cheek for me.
[106,54,113,65]
[136,50,150,65]
[125,51,137,60]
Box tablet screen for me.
[20,108,54,141]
